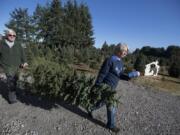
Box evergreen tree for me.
[33,0,64,48]
[63,0,78,46]
[134,54,147,73]
[78,3,94,47]
[168,62,180,78]
[166,45,180,58]
[47,0,64,49]
[64,0,94,48]
[101,42,116,57]
[5,8,33,46]
[32,4,50,45]
[101,41,109,54]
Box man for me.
[88,43,140,133]
[0,29,28,104]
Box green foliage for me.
[5,8,34,45]
[123,53,136,73]
[165,46,180,58]
[89,60,99,69]
[63,0,94,48]
[25,44,41,64]
[32,4,50,44]
[86,84,120,111]
[140,46,165,57]
[57,45,76,63]
[168,62,180,78]
[45,0,64,48]
[28,57,72,97]
[101,42,116,57]
[134,54,147,73]
[60,72,119,110]
[61,72,94,106]
[25,58,119,110]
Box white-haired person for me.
[0,29,28,104]
[88,43,140,133]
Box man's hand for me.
[120,73,131,81]
[20,63,28,69]
[128,71,140,78]
[0,73,7,80]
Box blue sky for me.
[0,0,180,51]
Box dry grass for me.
[71,63,96,73]
[132,75,180,96]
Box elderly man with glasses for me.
[0,29,28,104]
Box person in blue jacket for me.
[88,43,139,133]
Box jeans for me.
[0,74,18,103]
[91,83,117,128]
[6,75,18,92]
[107,105,116,128]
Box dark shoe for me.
[88,112,93,119]
[87,110,94,119]
[8,91,17,104]
[107,126,120,133]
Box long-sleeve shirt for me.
[95,55,129,90]
[0,39,27,76]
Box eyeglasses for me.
[122,50,128,56]
[8,34,16,37]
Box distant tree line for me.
[132,46,180,78]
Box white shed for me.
[144,60,160,76]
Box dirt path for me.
[0,81,180,135]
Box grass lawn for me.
[132,75,180,96]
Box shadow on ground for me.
[0,80,106,128]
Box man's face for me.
[121,49,128,57]
[7,32,16,42]
[117,49,128,58]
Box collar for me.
[112,55,121,61]
[5,39,14,48]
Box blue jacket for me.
[95,55,129,90]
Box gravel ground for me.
[0,80,180,135]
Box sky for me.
[0,0,180,51]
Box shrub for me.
[28,57,72,97]
[168,62,180,78]
[134,54,147,72]
[25,57,120,111]
[61,73,119,110]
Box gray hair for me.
[5,29,16,36]
[114,43,129,54]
